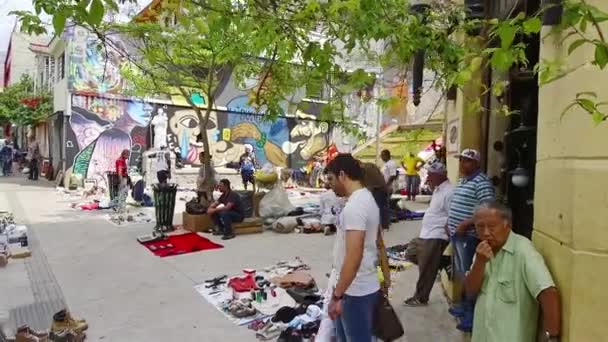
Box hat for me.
[427,162,447,175]
[455,148,480,162]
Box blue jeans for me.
[451,235,479,325]
[212,210,243,236]
[336,291,380,342]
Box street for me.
[0,176,463,341]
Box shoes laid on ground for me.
[222,234,236,240]
[51,310,88,335]
[16,325,49,342]
[403,297,428,307]
[48,329,86,342]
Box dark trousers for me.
[212,210,243,236]
[405,175,420,198]
[28,158,39,180]
[241,169,255,189]
[415,238,448,303]
[157,170,169,184]
[2,160,11,176]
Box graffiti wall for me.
[64,27,333,179]
[66,95,152,186]
[161,96,331,169]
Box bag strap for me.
[376,227,391,295]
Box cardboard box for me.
[182,212,213,233]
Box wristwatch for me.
[332,292,343,301]
[545,331,559,342]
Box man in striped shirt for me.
[447,148,495,332]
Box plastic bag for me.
[259,183,294,218]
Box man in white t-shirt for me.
[380,149,399,193]
[325,154,380,341]
[404,162,453,307]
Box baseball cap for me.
[455,148,480,162]
[427,162,447,175]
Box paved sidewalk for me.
[0,176,464,341]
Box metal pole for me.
[375,72,382,165]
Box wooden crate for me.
[182,212,213,233]
[234,217,263,235]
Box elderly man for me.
[448,148,495,331]
[466,201,561,342]
[404,162,453,306]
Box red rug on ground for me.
[141,233,223,257]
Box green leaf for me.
[580,17,588,32]
[523,17,542,34]
[594,43,608,69]
[88,0,105,26]
[497,26,517,49]
[53,12,66,36]
[577,99,596,114]
[591,110,605,125]
[491,49,514,71]
[576,91,598,98]
[568,39,587,55]
[470,56,483,72]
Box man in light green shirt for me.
[465,201,561,342]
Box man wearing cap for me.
[404,162,453,306]
[447,148,495,332]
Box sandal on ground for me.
[403,297,427,307]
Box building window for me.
[57,53,65,80]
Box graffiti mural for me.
[68,27,129,95]
[159,96,332,169]
[66,95,153,187]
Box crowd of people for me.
[313,149,561,342]
[109,143,561,341]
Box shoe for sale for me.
[49,329,86,342]
[51,310,88,334]
[16,325,49,342]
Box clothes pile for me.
[194,258,325,340]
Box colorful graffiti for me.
[159,96,332,169]
[68,27,129,95]
[66,95,153,186]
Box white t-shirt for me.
[382,160,398,192]
[419,180,454,240]
[155,152,169,171]
[333,188,380,296]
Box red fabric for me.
[141,233,223,257]
[79,202,99,210]
[228,274,258,292]
[116,158,128,177]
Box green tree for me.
[0,75,52,126]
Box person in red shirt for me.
[114,149,130,211]
[116,149,129,178]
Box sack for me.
[186,199,207,214]
[373,293,404,341]
[374,228,404,341]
